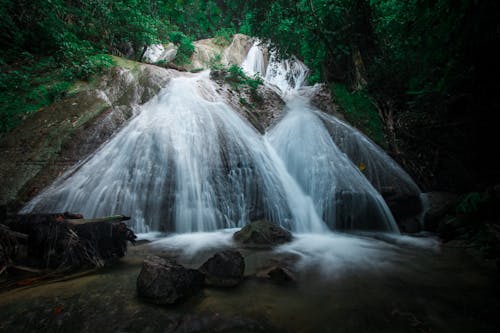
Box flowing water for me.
[23,41,423,234]
[9,39,500,333]
[22,72,296,233]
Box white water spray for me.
[22,71,326,233]
[23,40,424,235]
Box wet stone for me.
[199,250,245,287]
[136,256,204,305]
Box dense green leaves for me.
[332,83,386,148]
[168,31,194,64]
[0,0,236,133]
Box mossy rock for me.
[233,220,292,248]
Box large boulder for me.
[137,256,204,305]
[187,34,253,71]
[212,74,285,133]
[381,190,423,233]
[198,250,245,287]
[423,192,460,231]
[257,266,296,285]
[301,83,342,118]
[143,43,177,64]
[233,220,292,248]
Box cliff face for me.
[0,58,176,209]
[187,34,254,70]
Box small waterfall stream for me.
[23,40,423,234]
[242,45,399,232]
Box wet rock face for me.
[137,256,204,305]
[199,250,245,287]
[382,191,423,230]
[0,58,175,208]
[305,83,341,118]
[187,33,253,71]
[233,220,292,248]
[212,77,285,133]
[256,266,296,285]
[423,192,459,232]
[143,43,178,64]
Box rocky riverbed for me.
[1,231,499,333]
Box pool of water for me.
[0,232,498,332]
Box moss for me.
[233,220,292,247]
[110,56,140,72]
[332,83,387,148]
[190,67,205,73]
[0,54,116,134]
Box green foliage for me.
[242,0,374,84]
[169,31,194,65]
[227,65,246,83]
[439,186,500,265]
[0,56,65,132]
[211,64,263,101]
[0,52,114,133]
[455,192,485,214]
[208,54,224,70]
[226,65,263,92]
[332,83,386,148]
[75,54,115,80]
[2,0,495,193]
[214,27,236,46]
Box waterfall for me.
[241,47,399,232]
[242,45,309,97]
[22,71,325,233]
[266,96,397,231]
[241,41,423,232]
[23,40,422,234]
[241,43,267,77]
[315,110,421,198]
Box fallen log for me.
[1,223,27,275]
[6,213,137,270]
[65,215,130,225]
[0,224,28,240]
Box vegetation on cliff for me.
[1,0,498,192]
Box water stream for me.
[23,41,422,235]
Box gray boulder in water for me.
[233,220,292,247]
[137,256,204,304]
[199,250,245,287]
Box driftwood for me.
[1,223,28,276]
[4,213,137,272]
[0,224,28,240]
[65,215,130,225]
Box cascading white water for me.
[22,40,421,234]
[241,43,267,77]
[22,71,327,233]
[264,52,309,97]
[315,110,421,198]
[242,41,404,232]
[242,44,309,98]
[266,96,398,231]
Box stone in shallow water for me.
[266,266,296,284]
[233,220,292,248]
[256,266,296,285]
[199,250,245,287]
[136,255,204,305]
